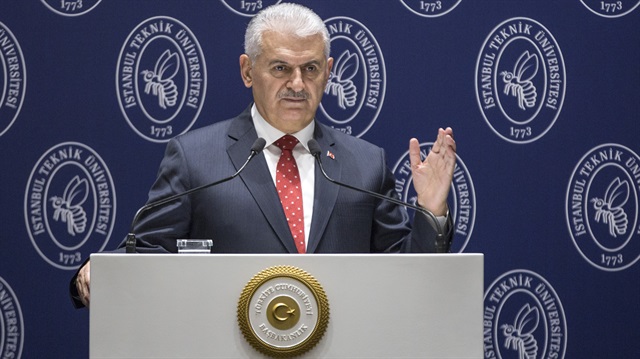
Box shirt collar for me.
[251,104,314,152]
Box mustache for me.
[278,90,309,99]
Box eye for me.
[270,65,290,78]
[305,65,317,72]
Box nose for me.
[287,68,305,92]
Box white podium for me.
[90,253,483,358]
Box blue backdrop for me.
[1,1,638,358]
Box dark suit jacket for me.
[70,105,451,307]
[131,105,451,253]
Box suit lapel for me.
[227,109,298,253]
[306,124,341,253]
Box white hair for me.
[244,3,330,62]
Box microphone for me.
[125,137,267,253]
[307,139,450,253]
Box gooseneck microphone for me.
[307,139,451,253]
[125,137,267,253]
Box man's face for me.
[240,31,333,134]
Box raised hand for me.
[409,127,456,216]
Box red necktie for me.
[274,135,305,253]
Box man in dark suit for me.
[72,2,456,308]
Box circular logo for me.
[392,142,476,252]
[0,22,26,138]
[475,17,566,144]
[24,142,116,270]
[41,0,102,16]
[237,266,329,357]
[484,269,567,359]
[219,0,282,17]
[319,17,386,138]
[116,16,207,143]
[580,0,640,18]
[566,143,640,271]
[0,276,24,359]
[399,0,462,17]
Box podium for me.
[90,253,483,358]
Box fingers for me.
[429,129,441,154]
[430,127,455,155]
[409,138,421,168]
[411,127,455,163]
[443,129,456,154]
[76,261,91,308]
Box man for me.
[72,2,456,308]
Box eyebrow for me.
[268,59,323,67]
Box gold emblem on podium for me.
[237,265,329,357]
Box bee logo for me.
[319,17,385,138]
[501,304,540,359]
[141,49,180,110]
[591,177,629,238]
[500,51,539,111]
[25,142,115,269]
[484,270,567,358]
[476,18,565,144]
[566,144,640,271]
[325,50,359,110]
[49,175,89,236]
[117,16,207,143]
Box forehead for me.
[258,31,326,64]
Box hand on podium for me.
[76,261,91,308]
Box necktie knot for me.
[275,135,299,152]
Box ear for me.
[325,57,334,82]
[239,54,253,88]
